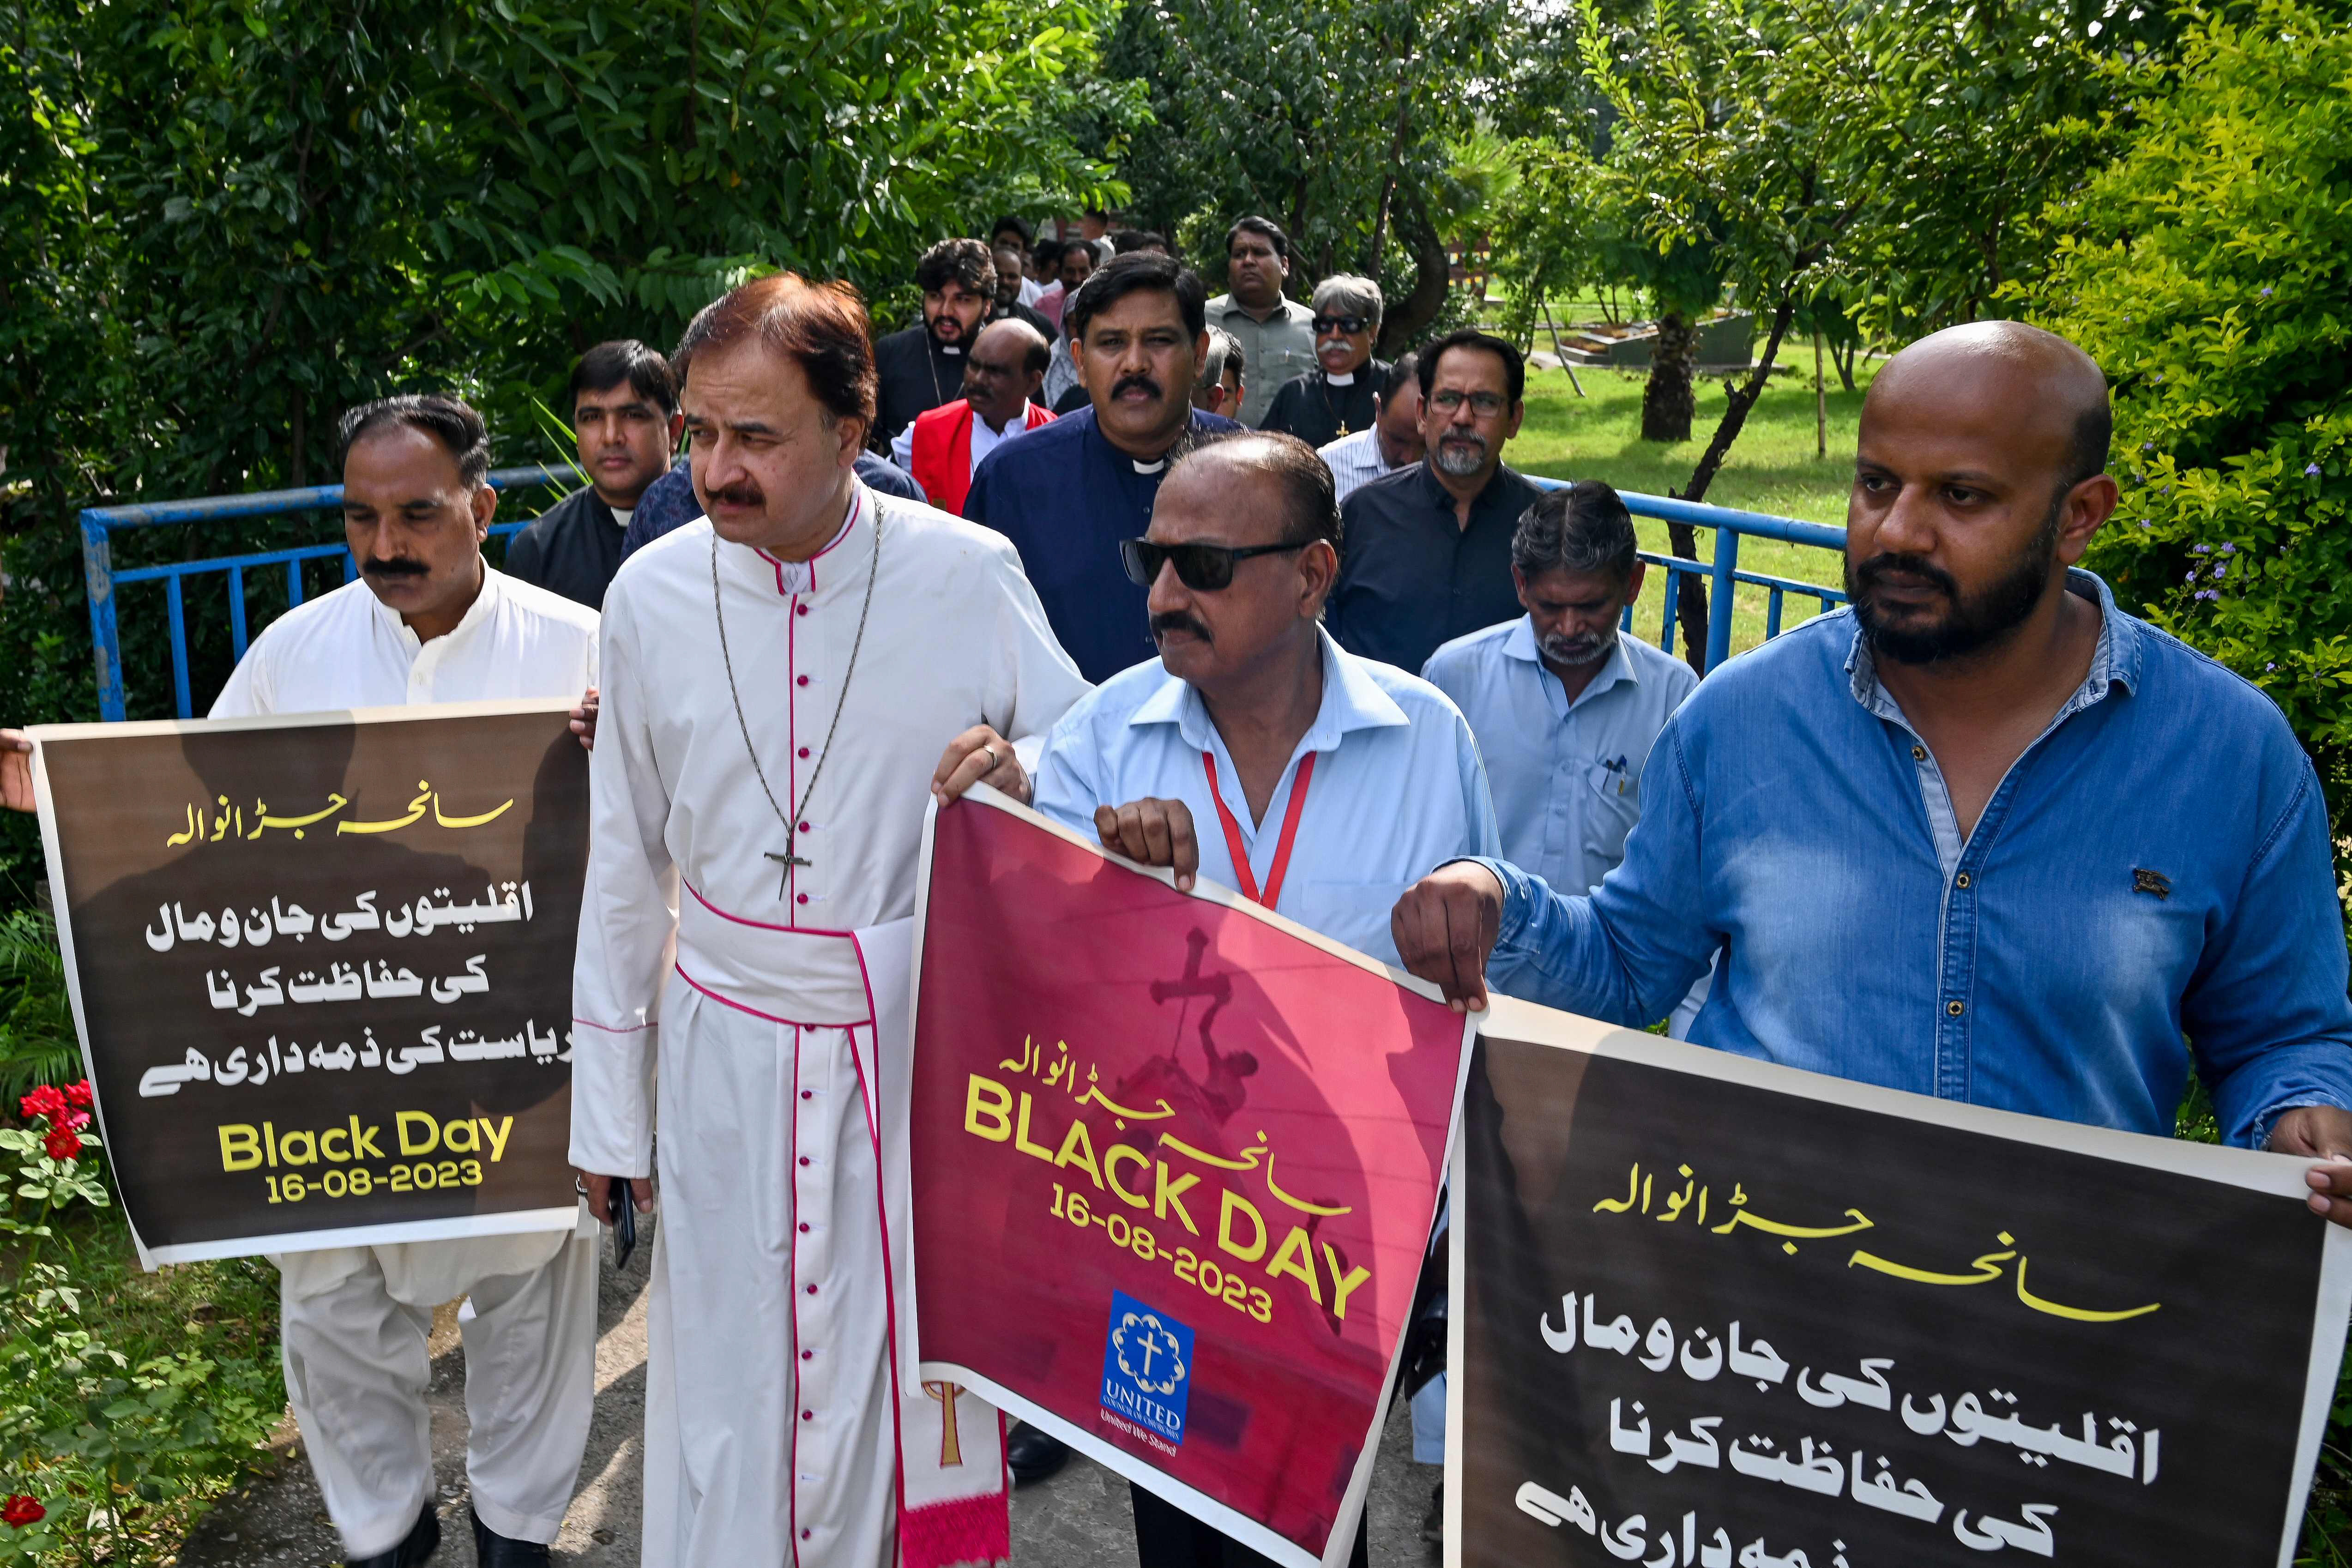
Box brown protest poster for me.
[30,701,587,1266]
[1451,997,2352,1568]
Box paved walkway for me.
[177,1225,1441,1566]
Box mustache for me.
[703,482,766,510]
[1114,373,1163,401]
[1851,551,1960,602]
[362,557,429,579]
[1150,611,1212,645]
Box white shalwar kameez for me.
[569,483,1089,1568]
[209,567,603,1557]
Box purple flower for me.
[2261,287,2273,297]
[2267,662,2278,671]
[2195,589,2218,601]
[2310,464,2324,477]
[2220,542,2236,554]
[2192,544,2210,554]
[2185,570,2198,582]
[2212,564,2228,579]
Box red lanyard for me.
[1202,750,1317,909]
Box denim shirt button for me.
[1954,872,1972,889]
[1947,1000,1965,1016]
[1911,745,1928,761]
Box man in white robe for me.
[208,396,602,1568]
[568,272,1089,1568]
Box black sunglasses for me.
[1120,538,1308,591]
[1312,315,1370,335]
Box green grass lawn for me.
[1505,359,1872,660]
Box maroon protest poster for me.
[907,790,1471,1568]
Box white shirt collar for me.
[1326,370,1355,386]
[368,560,502,655]
[756,484,864,596]
[1129,626,1411,754]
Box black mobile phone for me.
[609,1176,638,1272]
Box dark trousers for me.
[1130,1484,1370,1568]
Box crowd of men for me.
[9,209,2352,1568]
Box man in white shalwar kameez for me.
[568,273,1089,1568]
[211,396,601,1568]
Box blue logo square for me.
[1100,1290,1194,1446]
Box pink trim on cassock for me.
[570,1016,654,1034]
[899,1492,1013,1568]
[680,879,859,939]
[846,933,1009,1568]
[754,486,862,596]
[672,960,869,1031]
[787,1023,804,1565]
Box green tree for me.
[2019,0,2352,858]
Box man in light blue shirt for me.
[1423,480,1698,905]
[1391,321,2352,1225]
[935,430,1498,1566]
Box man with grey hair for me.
[1261,274,1387,448]
[1190,325,1246,418]
[1318,350,1424,505]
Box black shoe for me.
[469,1505,552,1567]
[347,1501,440,1568]
[1421,1479,1443,1545]
[1007,1422,1070,1485]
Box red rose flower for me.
[42,1128,80,1163]
[18,1086,65,1123]
[63,1080,92,1109]
[1,1495,43,1527]
[56,1109,90,1135]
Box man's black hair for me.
[1064,253,1209,344]
[1513,480,1637,584]
[1417,328,1526,406]
[1056,238,1098,269]
[2065,402,2112,493]
[916,237,995,297]
[990,213,1034,247]
[1086,207,1110,222]
[569,339,678,416]
[1380,351,1421,402]
[337,395,491,487]
[1224,216,1291,261]
[1113,230,1170,256]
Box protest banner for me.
[30,701,588,1266]
[905,788,1472,1568]
[1449,996,2352,1568]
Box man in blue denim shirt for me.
[1389,321,2352,1225]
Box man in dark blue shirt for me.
[1327,330,1544,675]
[963,253,1242,683]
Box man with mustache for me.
[873,236,996,448]
[215,396,603,1568]
[1390,321,2352,1225]
[1326,329,1543,675]
[1259,274,1387,449]
[570,272,1089,1566]
[963,251,1242,683]
[934,432,1501,1567]
[891,317,1056,517]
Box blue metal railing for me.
[80,465,570,721]
[78,469,1847,723]
[1526,479,1849,667]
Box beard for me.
[1539,625,1616,669]
[1433,432,1488,477]
[1848,496,2061,666]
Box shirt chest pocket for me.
[1572,757,1643,876]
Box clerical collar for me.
[1326,371,1356,386]
[755,487,862,596]
[1132,457,1166,475]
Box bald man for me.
[1391,320,2352,1221]
[893,316,1055,516]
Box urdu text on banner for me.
[30,702,588,1266]
[905,788,1472,1568]
[1450,996,2352,1568]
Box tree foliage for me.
[2020,0,2352,842]
[0,0,1132,906]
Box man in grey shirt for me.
[1204,216,1318,427]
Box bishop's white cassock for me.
[569,481,1089,1568]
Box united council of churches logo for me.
[1100,1290,1195,1445]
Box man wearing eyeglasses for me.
[892,318,1055,517]
[931,430,1501,1567]
[1260,275,1387,450]
[1327,329,1544,675]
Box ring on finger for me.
[980,744,1000,772]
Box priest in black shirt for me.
[873,236,994,446]
[1260,274,1387,448]
[503,339,680,610]
[1328,328,1544,674]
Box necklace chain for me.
[710,495,883,893]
